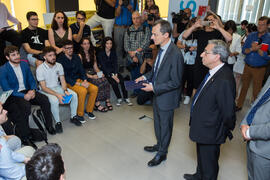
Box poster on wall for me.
[167,0,208,24]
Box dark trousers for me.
[195,143,221,180]
[137,91,153,105]
[182,64,194,97]
[3,91,53,139]
[153,99,174,155]
[106,73,128,99]
[0,29,22,65]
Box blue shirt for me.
[0,137,25,180]
[57,54,86,86]
[242,32,270,67]
[115,0,138,26]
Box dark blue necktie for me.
[246,87,270,125]
[152,48,164,84]
[191,72,210,113]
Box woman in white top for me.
[224,20,242,70]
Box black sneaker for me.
[85,111,96,120]
[55,122,63,133]
[70,116,82,126]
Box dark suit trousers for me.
[153,99,174,155]
[195,143,220,180]
[4,91,53,139]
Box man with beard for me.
[0,46,56,149]
[36,46,80,133]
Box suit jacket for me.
[241,76,270,159]
[189,65,236,144]
[0,61,37,98]
[144,41,184,111]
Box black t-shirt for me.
[96,0,115,19]
[70,22,91,53]
[193,29,224,61]
[21,27,48,51]
[177,22,188,34]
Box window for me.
[217,0,269,23]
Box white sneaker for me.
[116,99,122,106]
[124,98,133,106]
[183,96,190,105]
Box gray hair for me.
[208,40,229,63]
[153,19,172,37]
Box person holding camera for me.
[114,0,138,71]
[182,12,232,91]
[177,18,197,105]
[146,5,161,30]
[21,11,50,67]
[86,0,116,37]
[124,11,151,97]
[172,8,191,42]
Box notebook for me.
[124,80,149,91]
[62,94,73,104]
[0,90,13,104]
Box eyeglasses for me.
[30,18,39,21]
[64,47,73,50]
[77,18,85,20]
[203,50,215,55]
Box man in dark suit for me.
[184,40,236,180]
[0,46,56,149]
[136,19,184,167]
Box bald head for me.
[132,11,142,28]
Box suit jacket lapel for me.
[156,42,173,76]
[196,65,225,103]
[7,62,19,85]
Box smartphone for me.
[201,21,211,26]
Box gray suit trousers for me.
[153,99,174,155]
[247,143,270,180]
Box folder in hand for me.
[62,94,73,104]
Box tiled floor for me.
[37,99,249,180]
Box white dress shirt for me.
[9,62,26,92]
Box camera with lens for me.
[184,46,193,55]
[147,13,156,21]
[171,10,189,24]
[143,47,153,59]
[122,0,129,7]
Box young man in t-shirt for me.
[36,46,81,133]
[21,11,50,67]
[70,10,96,53]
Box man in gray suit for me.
[136,19,184,167]
[241,76,270,180]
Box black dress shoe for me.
[183,173,201,180]
[144,145,158,152]
[22,138,38,150]
[147,154,167,167]
[47,126,56,135]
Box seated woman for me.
[48,11,72,54]
[78,37,112,112]
[97,37,132,106]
